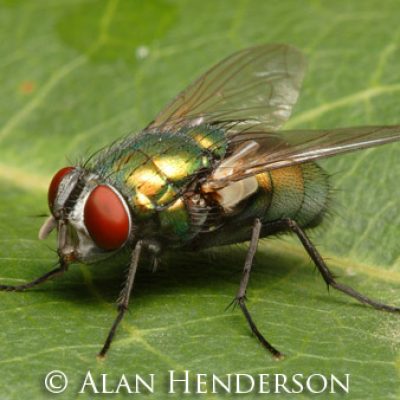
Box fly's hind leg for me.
[233,218,283,360]
[268,218,400,313]
[98,240,143,358]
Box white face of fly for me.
[39,169,115,265]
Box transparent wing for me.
[206,125,400,187]
[147,44,306,132]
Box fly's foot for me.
[225,295,247,312]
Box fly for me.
[2,44,400,360]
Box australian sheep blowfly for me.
[2,44,400,359]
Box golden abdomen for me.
[229,162,330,229]
[258,162,330,228]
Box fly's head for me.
[39,167,133,265]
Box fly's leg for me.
[234,218,283,360]
[269,218,400,312]
[0,262,68,292]
[98,240,143,358]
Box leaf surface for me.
[1,1,400,398]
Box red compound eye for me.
[84,185,130,251]
[48,166,75,211]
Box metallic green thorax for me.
[88,125,329,248]
[90,126,227,243]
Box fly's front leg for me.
[98,240,143,358]
[234,218,283,360]
[0,262,68,292]
[269,218,400,313]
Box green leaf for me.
[1,0,400,399]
